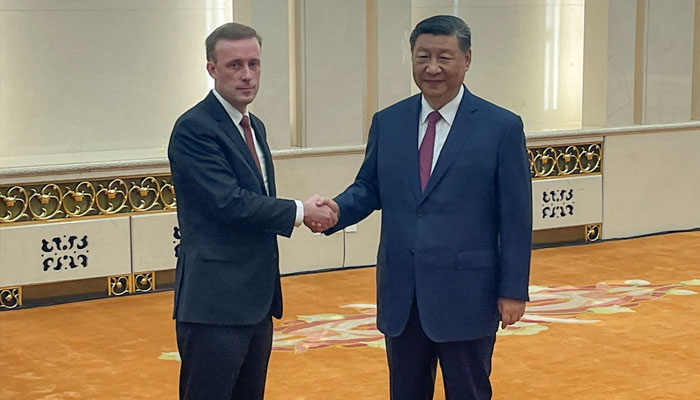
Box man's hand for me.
[316,196,339,217]
[303,194,338,233]
[497,297,526,329]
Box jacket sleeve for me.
[496,116,532,300]
[325,113,382,235]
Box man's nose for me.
[426,59,440,74]
[240,65,252,80]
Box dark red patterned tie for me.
[419,110,442,191]
[240,115,262,174]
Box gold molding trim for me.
[0,175,176,225]
[108,275,133,296]
[0,286,22,309]
[1,142,601,225]
[528,142,602,179]
[134,272,155,293]
[585,224,602,242]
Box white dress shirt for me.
[212,90,304,226]
[418,85,465,172]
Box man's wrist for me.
[294,200,304,227]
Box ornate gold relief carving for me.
[62,181,97,217]
[0,175,177,225]
[96,179,129,214]
[529,143,602,179]
[0,287,22,309]
[0,186,30,223]
[128,177,160,212]
[585,224,602,242]
[28,184,64,220]
[134,272,155,293]
[108,275,132,296]
[160,180,177,210]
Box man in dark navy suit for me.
[168,22,336,400]
[321,15,532,400]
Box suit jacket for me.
[327,86,532,342]
[168,91,296,326]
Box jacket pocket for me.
[197,245,249,262]
[455,250,497,270]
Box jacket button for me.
[409,249,415,256]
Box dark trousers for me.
[385,301,496,400]
[176,317,273,400]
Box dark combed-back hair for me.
[409,15,471,52]
[205,22,262,62]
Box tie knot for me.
[241,115,250,128]
[427,110,442,124]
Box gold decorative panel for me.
[134,272,155,293]
[108,275,133,296]
[0,287,22,309]
[586,224,602,242]
[528,143,602,179]
[0,175,176,225]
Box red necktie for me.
[419,110,442,191]
[240,115,262,175]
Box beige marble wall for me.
[302,0,367,147]
[248,0,293,150]
[377,0,413,110]
[693,0,700,120]
[639,0,695,124]
[582,0,637,128]
[0,0,232,159]
[273,151,380,274]
[602,127,700,239]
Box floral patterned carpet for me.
[2,231,700,399]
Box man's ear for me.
[464,49,472,72]
[206,61,216,79]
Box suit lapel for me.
[420,88,478,203]
[250,114,274,197]
[206,93,267,193]
[401,96,422,202]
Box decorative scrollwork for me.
[0,287,22,309]
[129,177,161,212]
[134,272,155,292]
[0,186,30,223]
[586,224,602,242]
[579,144,602,173]
[529,143,602,179]
[108,275,132,296]
[160,180,177,209]
[1,174,177,224]
[28,184,64,220]
[96,179,129,214]
[531,147,557,178]
[62,181,97,217]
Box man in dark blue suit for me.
[168,23,337,400]
[321,15,532,400]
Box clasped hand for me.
[303,194,339,233]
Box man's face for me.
[412,34,471,109]
[207,37,261,113]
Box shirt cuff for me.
[294,200,304,227]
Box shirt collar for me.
[420,84,464,126]
[212,89,248,126]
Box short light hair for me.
[409,15,471,52]
[205,22,262,62]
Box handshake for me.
[302,194,339,233]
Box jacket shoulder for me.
[375,93,421,120]
[469,94,522,127]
